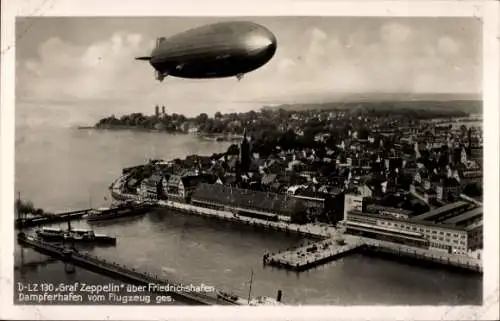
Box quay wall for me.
[110,187,482,273]
[160,200,333,239]
[361,243,482,274]
[161,200,483,274]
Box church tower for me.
[240,128,251,173]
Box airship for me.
[135,21,277,82]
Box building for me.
[166,175,183,200]
[460,170,483,186]
[344,202,482,255]
[139,174,165,200]
[190,183,295,222]
[410,201,472,223]
[240,128,251,173]
[343,193,364,220]
[346,210,468,254]
[436,178,462,201]
[291,192,325,217]
[365,204,414,220]
[464,220,483,251]
[165,173,208,202]
[410,184,437,204]
[440,207,483,251]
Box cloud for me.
[257,22,480,99]
[17,21,481,117]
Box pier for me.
[263,237,366,271]
[15,209,92,229]
[17,233,236,305]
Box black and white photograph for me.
[1,1,499,320]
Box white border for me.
[1,0,499,320]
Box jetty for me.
[17,233,236,305]
[15,209,92,229]
[264,237,365,271]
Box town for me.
[110,102,483,264]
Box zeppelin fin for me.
[135,56,152,61]
[156,70,168,82]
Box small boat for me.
[35,227,65,240]
[216,291,249,305]
[84,200,157,222]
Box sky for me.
[15,17,482,117]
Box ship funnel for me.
[276,289,283,302]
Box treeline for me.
[15,199,52,216]
[95,100,474,135]
[265,100,481,116]
[96,112,189,132]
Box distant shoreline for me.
[76,125,186,134]
[76,126,243,142]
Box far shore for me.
[76,126,244,142]
[76,125,187,134]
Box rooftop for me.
[366,204,414,216]
[440,207,482,226]
[411,201,470,222]
[192,183,296,216]
[348,210,466,232]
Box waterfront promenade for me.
[158,200,482,273]
[161,199,338,238]
[110,184,482,274]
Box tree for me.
[226,144,240,155]
[196,113,209,125]
[15,199,35,214]
[460,125,468,135]
[463,183,482,197]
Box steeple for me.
[239,127,251,173]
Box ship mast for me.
[247,269,254,304]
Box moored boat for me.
[84,200,157,222]
[35,227,64,240]
[35,227,116,245]
[216,291,249,305]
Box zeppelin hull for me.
[145,21,277,79]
